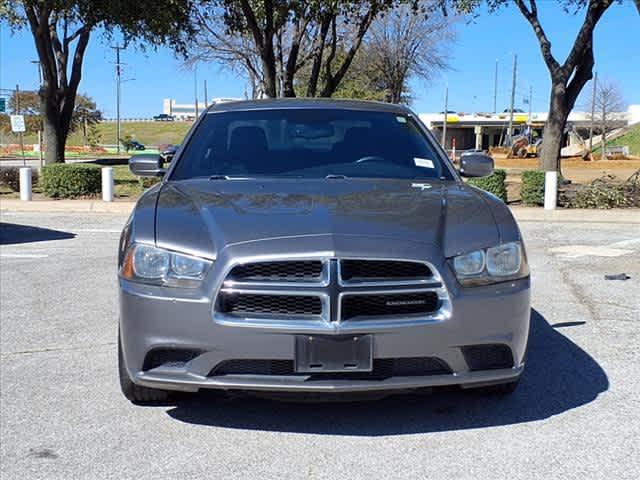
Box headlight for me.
[121,244,212,288]
[450,241,528,286]
[486,242,522,276]
[453,250,485,276]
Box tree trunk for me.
[42,110,65,164]
[539,81,569,172]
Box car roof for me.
[206,98,411,114]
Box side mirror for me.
[459,153,494,178]
[129,154,165,177]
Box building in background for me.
[162,98,241,120]
[419,105,639,152]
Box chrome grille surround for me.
[213,256,451,331]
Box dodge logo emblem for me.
[386,299,426,306]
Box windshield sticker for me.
[414,157,434,168]
[396,116,407,123]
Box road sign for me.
[10,115,26,133]
[0,97,6,113]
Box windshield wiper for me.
[325,174,348,179]
[209,175,231,180]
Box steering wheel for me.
[354,155,387,164]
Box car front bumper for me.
[119,270,531,394]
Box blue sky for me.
[1,1,638,118]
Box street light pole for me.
[111,45,125,154]
[194,64,199,118]
[506,54,517,146]
[493,59,498,114]
[441,85,448,150]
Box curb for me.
[0,199,135,214]
[509,207,640,224]
[1,199,639,223]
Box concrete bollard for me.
[544,171,557,210]
[102,167,114,202]
[19,167,32,201]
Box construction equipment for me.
[509,134,542,158]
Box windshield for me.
[170,108,453,181]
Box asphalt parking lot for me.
[1,211,639,479]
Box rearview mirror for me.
[459,153,494,178]
[129,154,166,177]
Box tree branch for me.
[513,0,561,75]
[563,0,612,71]
[60,29,90,136]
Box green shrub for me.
[520,170,547,205]
[138,176,161,189]
[41,163,101,198]
[0,166,39,191]
[572,184,628,209]
[467,169,507,203]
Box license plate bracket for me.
[295,335,373,373]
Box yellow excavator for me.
[509,135,542,158]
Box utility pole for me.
[493,59,498,114]
[528,85,533,143]
[204,79,208,108]
[588,71,597,157]
[441,85,448,150]
[506,53,517,146]
[111,45,125,154]
[194,64,199,118]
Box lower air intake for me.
[209,357,451,379]
[142,348,202,371]
[462,344,514,371]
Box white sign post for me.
[10,115,26,133]
[10,115,27,165]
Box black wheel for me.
[118,329,171,405]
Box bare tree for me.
[366,3,454,103]
[187,1,411,99]
[187,10,265,98]
[585,79,625,159]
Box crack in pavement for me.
[1,342,115,357]
[558,264,599,332]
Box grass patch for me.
[111,164,144,198]
[593,123,640,156]
[2,121,192,147]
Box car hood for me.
[150,178,514,260]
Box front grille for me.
[340,260,432,282]
[216,258,445,323]
[219,293,322,316]
[209,357,451,378]
[462,344,514,371]
[341,292,440,320]
[229,261,323,282]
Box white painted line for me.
[550,245,634,258]
[0,253,49,259]
[610,238,640,249]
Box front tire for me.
[118,329,171,404]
